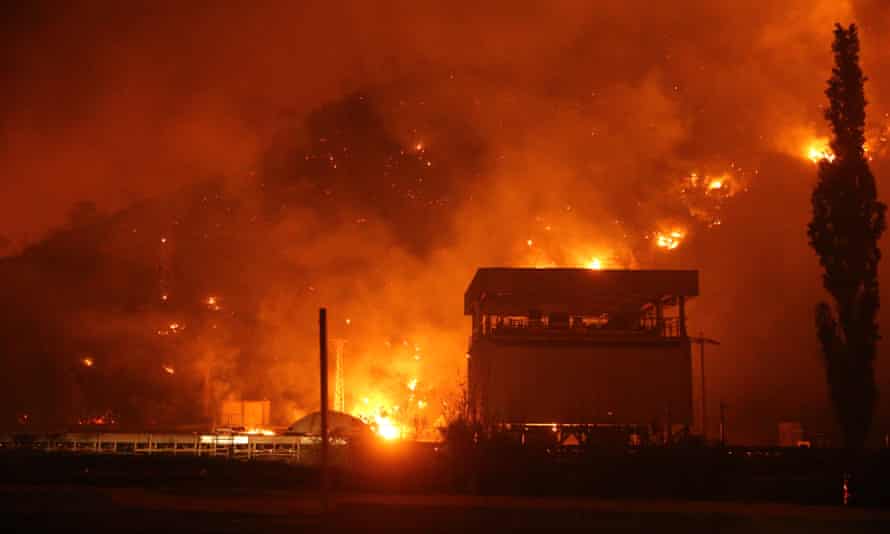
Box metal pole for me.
[719,401,727,447]
[319,308,329,511]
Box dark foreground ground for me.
[2,447,889,532]
[4,484,889,533]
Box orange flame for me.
[655,229,685,251]
[805,138,835,163]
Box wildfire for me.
[407,378,418,392]
[707,178,725,191]
[655,230,685,251]
[806,138,835,163]
[81,356,94,367]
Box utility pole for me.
[689,333,719,440]
[319,308,329,511]
[719,401,727,447]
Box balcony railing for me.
[480,316,683,341]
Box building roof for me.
[464,268,699,315]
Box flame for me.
[162,365,175,375]
[707,178,724,191]
[585,257,603,270]
[655,229,685,251]
[374,415,400,440]
[806,138,835,163]
[526,239,534,247]
[407,378,418,391]
[81,357,94,367]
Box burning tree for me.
[808,24,886,450]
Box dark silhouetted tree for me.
[808,24,886,449]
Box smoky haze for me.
[1,1,890,444]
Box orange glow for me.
[407,377,418,391]
[806,138,835,163]
[244,428,276,436]
[162,365,175,375]
[81,356,94,367]
[526,239,534,247]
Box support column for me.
[679,296,687,337]
[655,299,664,336]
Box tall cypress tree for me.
[808,24,886,449]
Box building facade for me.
[465,268,698,430]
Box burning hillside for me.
[3,1,890,445]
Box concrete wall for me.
[469,338,692,426]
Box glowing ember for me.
[81,356,94,367]
[160,293,169,301]
[806,138,835,163]
[655,230,685,250]
[162,365,175,375]
[345,318,351,325]
[205,295,221,311]
[526,239,534,247]
[156,322,184,336]
[707,178,724,190]
[414,142,423,151]
[407,378,418,391]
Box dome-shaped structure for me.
[286,411,372,440]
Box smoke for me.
[2,0,890,443]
